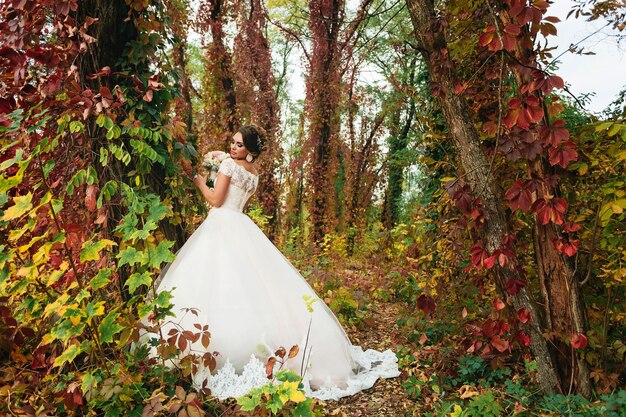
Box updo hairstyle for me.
[238,124,266,159]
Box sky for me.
[188,1,625,114]
[282,1,625,113]
[540,0,625,113]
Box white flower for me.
[202,150,229,171]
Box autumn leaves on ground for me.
[1,0,625,416]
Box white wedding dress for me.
[145,157,400,400]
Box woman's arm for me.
[193,172,231,207]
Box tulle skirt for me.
[145,206,400,400]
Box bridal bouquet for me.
[202,150,229,186]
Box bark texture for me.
[405,0,576,395]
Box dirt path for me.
[320,302,414,417]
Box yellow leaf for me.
[2,192,33,221]
[18,234,46,253]
[46,262,69,287]
[284,381,306,403]
[43,293,71,319]
[17,265,37,279]
[449,405,464,417]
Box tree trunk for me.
[76,0,188,250]
[305,0,345,243]
[405,0,569,395]
[382,95,416,229]
[499,6,592,394]
[199,0,239,149]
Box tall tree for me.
[304,0,375,243]
[76,0,189,248]
[196,0,239,150]
[233,0,283,239]
[166,0,196,142]
[405,0,591,395]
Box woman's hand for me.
[192,172,209,189]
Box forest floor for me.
[318,302,414,417]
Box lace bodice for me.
[217,158,259,212]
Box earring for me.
[246,153,254,162]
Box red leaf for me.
[505,180,534,212]
[502,33,517,51]
[491,335,510,352]
[479,26,502,51]
[417,294,436,316]
[178,336,187,352]
[470,245,492,270]
[493,298,506,311]
[452,185,475,214]
[495,249,515,267]
[516,330,532,347]
[85,184,97,212]
[517,308,531,324]
[571,333,588,349]
[554,238,579,257]
[526,102,544,123]
[484,255,496,269]
[482,319,497,338]
[508,0,526,16]
[86,66,111,80]
[274,347,286,359]
[483,120,498,136]
[533,197,567,225]
[288,345,299,359]
[548,141,578,168]
[505,278,526,295]
[504,23,521,35]
[503,107,520,129]
[562,222,581,233]
[540,120,570,146]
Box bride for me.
[147,124,400,400]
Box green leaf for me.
[146,198,170,223]
[53,340,92,368]
[2,192,33,221]
[127,228,151,240]
[267,395,283,414]
[125,271,152,294]
[86,301,106,320]
[293,399,315,417]
[51,198,63,214]
[80,239,117,262]
[275,369,302,382]
[237,394,261,412]
[81,370,101,396]
[595,121,613,132]
[75,288,91,303]
[117,247,147,267]
[154,289,173,308]
[90,268,112,290]
[0,148,24,170]
[147,241,176,269]
[49,319,86,343]
[98,311,123,344]
[42,159,55,178]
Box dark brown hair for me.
[238,124,265,158]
